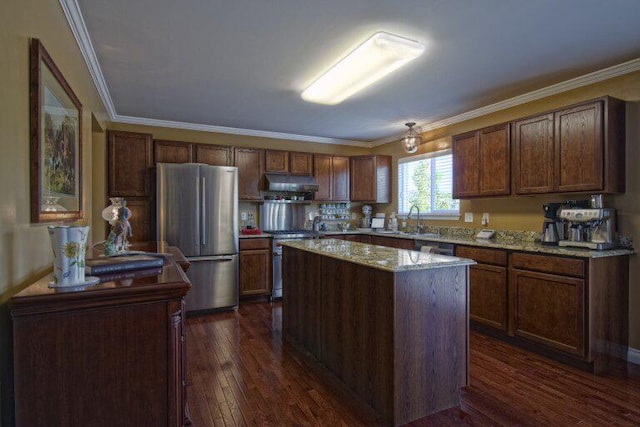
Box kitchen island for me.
[281,239,475,426]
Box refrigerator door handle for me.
[201,176,206,246]
[188,255,235,262]
[194,175,200,247]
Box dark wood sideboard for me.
[10,247,191,427]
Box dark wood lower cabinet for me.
[455,246,508,332]
[239,238,272,297]
[511,269,585,356]
[283,245,470,425]
[468,263,508,331]
[370,235,415,250]
[458,246,629,372]
[10,259,191,427]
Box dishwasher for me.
[414,240,454,255]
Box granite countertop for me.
[320,230,634,259]
[280,239,475,273]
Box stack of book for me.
[85,255,165,275]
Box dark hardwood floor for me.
[186,301,640,426]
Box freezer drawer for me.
[185,255,238,312]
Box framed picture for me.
[30,38,83,223]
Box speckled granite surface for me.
[281,239,475,272]
[321,227,634,259]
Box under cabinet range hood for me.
[265,173,319,192]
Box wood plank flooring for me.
[186,301,640,426]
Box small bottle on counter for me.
[388,212,398,231]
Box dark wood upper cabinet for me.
[154,139,194,164]
[313,154,350,201]
[235,147,264,200]
[313,154,332,201]
[332,156,350,201]
[350,155,390,203]
[195,144,233,166]
[107,130,152,197]
[452,131,480,198]
[513,113,555,194]
[453,123,510,198]
[554,101,603,193]
[290,151,313,175]
[265,150,290,173]
[478,124,511,196]
[514,97,624,195]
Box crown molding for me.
[371,57,640,147]
[114,115,370,147]
[59,0,117,119]
[62,0,639,148]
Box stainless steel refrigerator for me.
[157,163,239,312]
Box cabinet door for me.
[468,264,508,331]
[554,101,603,193]
[195,144,233,166]
[290,152,313,175]
[154,140,193,164]
[265,150,289,173]
[234,148,264,200]
[358,235,372,244]
[332,156,350,201]
[452,131,479,198]
[511,269,585,356]
[513,113,554,194]
[350,156,376,201]
[126,198,154,242]
[478,124,510,196]
[107,131,152,196]
[239,249,272,296]
[370,235,414,250]
[313,154,332,201]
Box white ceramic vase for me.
[48,225,90,286]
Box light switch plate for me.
[464,212,473,223]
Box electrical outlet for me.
[240,212,247,221]
[464,212,474,223]
[482,213,489,226]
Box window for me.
[398,149,459,219]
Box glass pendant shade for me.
[402,122,421,153]
[102,197,126,222]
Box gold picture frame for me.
[30,38,83,223]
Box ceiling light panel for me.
[301,31,425,105]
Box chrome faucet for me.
[408,205,423,234]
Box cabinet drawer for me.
[455,246,507,266]
[511,253,584,278]
[240,238,270,251]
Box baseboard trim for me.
[627,346,640,365]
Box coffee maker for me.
[541,203,565,245]
[558,208,616,250]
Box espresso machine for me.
[541,203,565,245]
[558,208,616,250]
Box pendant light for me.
[402,122,421,153]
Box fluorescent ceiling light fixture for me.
[301,31,425,105]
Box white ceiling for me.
[71,0,640,145]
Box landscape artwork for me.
[30,38,83,222]
[43,84,78,197]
